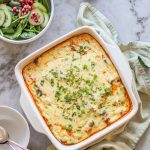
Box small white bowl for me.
[0,106,30,150]
[0,0,54,44]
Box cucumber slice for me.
[41,12,49,28]
[0,9,5,26]
[6,5,12,11]
[29,9,44,25]
[0,4,12,27]
[20,32,36,39]
[33,2,47,12]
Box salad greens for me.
[0,0,50,40]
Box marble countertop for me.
[0,0,150,149]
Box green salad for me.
[0,0,50,40]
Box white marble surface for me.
[0,0,150,149]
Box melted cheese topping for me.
[23,34,131,145]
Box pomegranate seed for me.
[32,12,37,17]
[20,0,34,15]
[28,6,31,9]
[22,3,25,6]
[12,6,20,13]
[12,6,17,11]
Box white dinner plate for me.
[0,106,30,150]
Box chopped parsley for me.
[93,74,97,80]
[55,91,61,100]
[64,116,68,119]
[72,112,77,117]
[34,84,43,97]
[91,61,96,67]
[66,124,73,131]
[49,69,58,78]
[76,105,80,110]
[50,78,54,87]
[40,80,44,86]
[72,57,79,61]
[99,84,112,97]
[77,45,89,53]
[76,128,81,131]
[83,64,88,70]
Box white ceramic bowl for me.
[0,0,54,44]
[15,26,138,150]
[0,106,30,150]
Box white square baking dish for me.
[15,26,138,150]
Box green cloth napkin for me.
[76,2,150,150]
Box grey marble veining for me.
[129,0,150,40]
[0,0,150,150]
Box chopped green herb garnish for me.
[72,112,77,117]
[66,124,73,131]
[64,116,68,119]
[78,114,82,117]
[50,78,54,87]
[40,80,44,86]
[76,128,81,131]
[77,45,89,53]
[81,110,85,114]
[76,105,80,110]
[91,61,96,67]
[83,64,88,70]
[93,74,97,80]
[69,118,73,121]
[49,70,58,78]
[34,84,43,97]
[72,57,78,61]
[98,103,103,109]
[55,91,61,99]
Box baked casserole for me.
[23,34,132,145]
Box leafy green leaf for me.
[42,0,49,12]
[1,27,15,34]
[20,32,36,39]
[4,22,26,40]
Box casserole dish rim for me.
[15,26,138,150]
